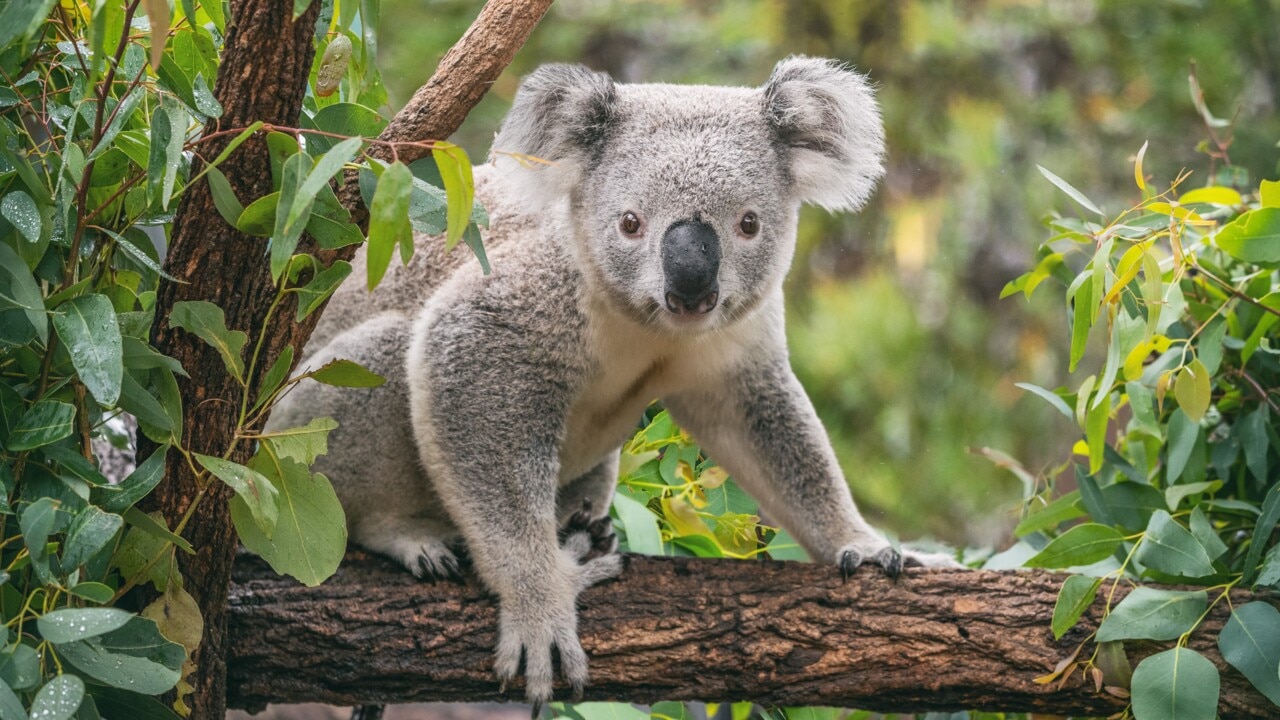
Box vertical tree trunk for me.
[139,1,553,716]
[139,2,321,718]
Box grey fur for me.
[269,56,954,707]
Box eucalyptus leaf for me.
[1218,601,1280,704]
[1096,587,1206,642]
[38,608,134,645]
[52,294,123,406]
[231,454,346,586]
[1023,523,1123,569]
[1135,510,1216,578]
[1131,648,1219,720]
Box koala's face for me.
[492,59,886,333]
[574,87,797,331]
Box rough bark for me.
[225,555,1278,718]
[140,3,553,718]
[139,3,322,719]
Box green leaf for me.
[1218,601,1280,704]
[294,260,352,321]
[1085,390,1110,474]
[307,358,385,387]
[206,166,244,226]
[62,507,125,569]
[1131,647,1219,720]
[1173,358,1211,422]
[123,507,194,555]
[270,151,314,282]
[1014,490,1084,537]
[0,243,47,342]
[1216,208,1280,264]
[1245,486,1280,585]
[1069,275,1093,372]
[288,136,362,236]
[1023,523,1123,569]
[59,616,184,695]
[0,643,40,690]
[1257,544,1280,587]
[235,191,280,237]
[38,608,134,645]
[8,401,75,451]
[307,103,387,154]
[0,679,25,720]
[1038,164,1103,215]
[0,0,58,47]
[68,582,115,605]
[1260,179,1280,208]
[366,160,413,289]
[1,191,41,244]
[231,454,346,587]
[194,454,278,537]
[29,674,84,720]
[305,212,364,249]
[1165,409,1199,484]
[1187,506,1228,561]
[94,445,168,513]
[1101,481,1165,532]
[1239,405,1269,484]
[252,346,294,414]
[1051,574,1100,640]
[1097,587,1207,642]
[52,294,123,406]
[611,492,663,555]
[1015,383,1073,420]
[1135,510,1216,578]
[168,300,247,382]
[433,142,476,251]
[260,417,337,465]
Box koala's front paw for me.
[839,544,903,580]
[494,605,588,713]
[837,542,963,580]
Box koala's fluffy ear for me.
[763,56,886,212]
[490,64,617,196]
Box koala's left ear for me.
[763,56,886,212]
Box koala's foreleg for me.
[664,355,958,576]
[413,332,621,708]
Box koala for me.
[269,57,958,710]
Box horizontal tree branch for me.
[225,553,1277,717]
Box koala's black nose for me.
[662,219,721,315]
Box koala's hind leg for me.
[557,456,620,560]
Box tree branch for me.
[226,555,1278,718]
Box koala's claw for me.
[559,499,618,562]
[874,546,904,579]
[839,546,904,581]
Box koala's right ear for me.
[490,64,617,195]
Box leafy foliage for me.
[999,99,1280,716]
[0,0,483,716]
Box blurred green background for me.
[373,0,1280,548]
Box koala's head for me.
[491,57,885,333]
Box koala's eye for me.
[619,212,643,236]
[739,212,760,236]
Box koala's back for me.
[308,165,533,352]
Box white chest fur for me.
[556,303,769,482]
